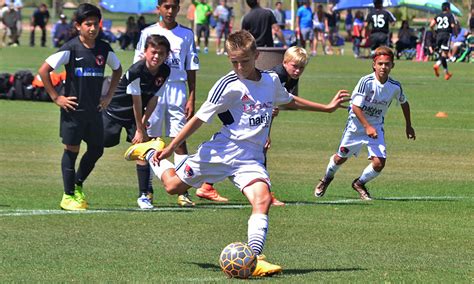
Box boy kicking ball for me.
[124,30,349,276]
[315,46,416,200]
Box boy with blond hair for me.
[124,30,349,276]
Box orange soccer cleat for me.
[196,183,228,202]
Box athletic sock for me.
[75,145,104,185]
[324,155,340,180]
[247,214,268,256]
[358,164,380,184]
[136,164,150,196]
[61,150,78,195]
[146,150,175,181]
[441,56,448,70]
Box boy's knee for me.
[372,159,386,171]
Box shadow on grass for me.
[374,197,462,202]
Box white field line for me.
[0,196,469,217]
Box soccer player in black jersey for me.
[363,0,396,52]
[38,3,122,211]
[430,2,456,80]
[103,35,171,209]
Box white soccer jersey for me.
[349,73,407,127]
[196,70,294,147]
[134,23,199,82]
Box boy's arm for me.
[283,90,350,112]
[131,95,151,144]
[99,65,122,111]
[401,102,416,140]
[142,96,158,126]
[352,105,378,139]
[185,70,196,119]
[38,62,77,111]
[154,116,204,163]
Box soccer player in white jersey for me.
[124,30,350,277]
[315,46,416,200]
[134,0,220,206]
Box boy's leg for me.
[60,144,85,210]
[40,25,46,47]
[136,160,154,209]
[315,154,347,197]
[352,157,385,201]
[75,142,104,187]
[242,181,282,277]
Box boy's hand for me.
[132,129,149,144]
[98,95,112,111]
[365,125,378,139]
[55,96,77,111]
[328,90,350,112]
[264,137,271,153]
[185,100,195,120]
[152,145,174,165]
[406,126,416,140]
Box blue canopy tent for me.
[100,0,156,14]
[334,0,398,11]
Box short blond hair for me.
[283,46,309,66]
[225,30,257,54]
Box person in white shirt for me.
[315,46,416,200]
[124,30,349,277]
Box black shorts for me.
[436,32,451,51]
[369,32,389,50]
[60,110,104,146]
[196,24,210,38]
[102,112,136,148]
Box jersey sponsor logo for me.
[74,67,104,77]
[249,113,270,127]
[184,164,194,178]
[243,101,274,112]
[95,55,105,66]
[167,57,181,68]
[361,105,383,117]
[75,57,84,61]
[241,94,251,103]
[365,96,389,106]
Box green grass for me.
[0,44,473,282]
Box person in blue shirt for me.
[296,0,313,51]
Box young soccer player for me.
[38,3,122,211]
[430,2,456,80]
[314,46,416,200]
[103,35,171,209]
[124,30,349,276]
[134,0,224,206]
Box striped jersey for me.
[196,70,294,147]
[349,73,407,126]
[134,23,199,82]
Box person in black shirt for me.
[38,3,122,211]
[363,0,396,51]
[30,3,49,47]
[103,35,171,209]
[241,0,286,47]
[430,2,456,80]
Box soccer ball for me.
[219,242,257,279]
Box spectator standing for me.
[2,4,20,46]
[241,0,286,48]
[194,0,212,54]
[345,9,353,40]
[272,1,286,30]
[312,4,328,55]
[30,3,50,47]
[137,15,147,32]
[5,0,22,39]
[352,10,364,58]
[52,13,71,47]
[186,1,195,29]
[395,20,416,59]
[119,16,139,50]
[214,0,233,55]
[296,0,313,51]
[324,3,340,55]
[363,0,396,52]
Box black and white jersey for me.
[433,12,455,35]
[106,60,170,122]
[195,70,293,147]
[271,64,299,95]
[45,36,121,112]
[365,9,396,34]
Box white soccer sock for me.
[247,214,268,256]
[358,164,380,184]
[146,150,175,181]
[324,155,340,180]
[174,153,188,167]
[435,60,441,66]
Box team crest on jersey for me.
[339,146,350,154]
[155,77,165,87]
[192,55,199,64]
[95,55,105,66]
[184,164,194,177]
[241,94,251,103]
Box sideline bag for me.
[8,70,35,100]
[0,73,13,99]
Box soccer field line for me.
[0,196,469,217]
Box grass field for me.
[0,42,473,282]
